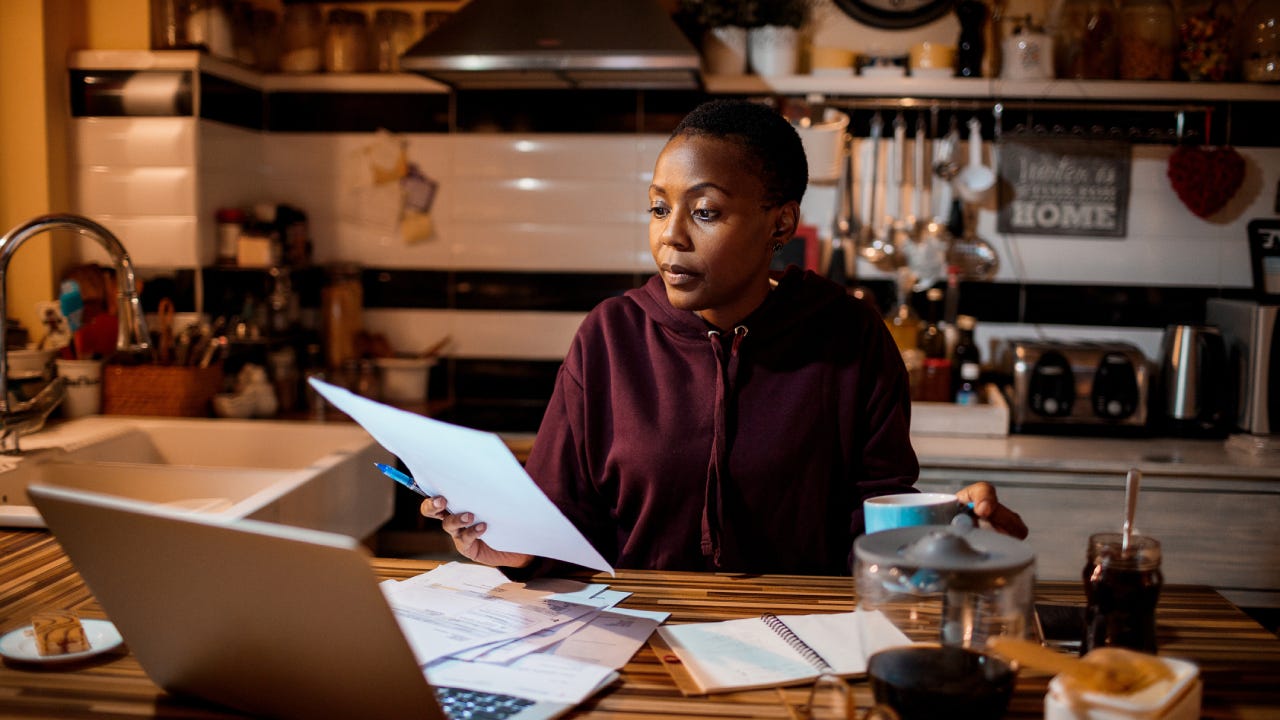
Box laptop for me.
[29,484,607,720]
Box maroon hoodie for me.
[524,266,919,575]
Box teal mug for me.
[864,493,970,534]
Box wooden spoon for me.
[988,638,1173,695]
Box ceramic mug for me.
[863,492,969,534]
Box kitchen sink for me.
[0,416,393,539]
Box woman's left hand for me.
[958,482,1028,539]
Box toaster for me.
[997,340,1150,435]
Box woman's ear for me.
[770,201,801,242]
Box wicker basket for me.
[101,364,224,417]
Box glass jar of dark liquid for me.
[1082,532,1162,653]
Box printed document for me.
[309,378,613,574]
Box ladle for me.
[954,116,996,203]
[858,113,897,269]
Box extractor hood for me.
[400,0,702,90]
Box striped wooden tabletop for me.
[3,529,1279,719]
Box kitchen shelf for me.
[72,50,1279,103]
[703,73,1280,103]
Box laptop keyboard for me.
[435,686,536,720]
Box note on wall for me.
[996,137,1131,238]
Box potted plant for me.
[678,0,754,75]
[748,0,811,76]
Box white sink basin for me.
[0,417,394,539]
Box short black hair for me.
[670,99,808,207]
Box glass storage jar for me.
[1238,0,1280,82]
[1054,0,1119,79]
[280,3,322,73]
[1118,0,1176,79]
[1178,1,1233,81]
[324,8,371,73]
[373,9,415,72]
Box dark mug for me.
[867,645,1016,720]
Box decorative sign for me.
[997,137,1130,237]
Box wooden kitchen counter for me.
[2,529,1279,719]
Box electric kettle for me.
[1156,324,1228,437]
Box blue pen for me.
[375,462,428,496]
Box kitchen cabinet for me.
[912,434,1280,609]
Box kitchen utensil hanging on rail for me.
[902,115,948,291]
[858,113,897,270]
[827,132,857,286]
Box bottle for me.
[321,265,363,370]
[918,288,947,360]
[1118,0,1176,80]
[941,264,961,359]
[955,360,981,405]
[951,314,981,403]
[885,273,921,353]
[1054,0,1119,79]
[955,0,988,77]
[302,343,327,421]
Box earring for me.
[772,242,784,252]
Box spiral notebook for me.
[650,610,913,695]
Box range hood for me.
[400,0,702,90]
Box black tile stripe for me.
[70,70,195,117]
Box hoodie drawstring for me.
[701,325,748,568]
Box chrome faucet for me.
[0,213,152,453]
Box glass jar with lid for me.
[1054,0,1119,79]
[280,3,323,73]
[324,8,371,73]
[1237,0,1280,82]
[1178,1,1233,81]
[1118,0,1176,80]
[373,9,415,72]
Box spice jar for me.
[1238,0,1280,82]
[1118,0,1176,80]
[280,3,322,73]
[372,9,415,72]
[1054,0,1119,79]
[324,8,370,73]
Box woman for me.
[424,99,1026,575]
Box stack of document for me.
[381,562,668,705]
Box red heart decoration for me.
[1167,145,1245,219]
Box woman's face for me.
[648,134,798,330]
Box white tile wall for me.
[72,121,1276,363]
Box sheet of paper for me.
[426,654,616,705]
[383,580,598,665]
[309,379,613,574]
[548,609,663,670]
[463,609,603,664]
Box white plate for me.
[0,618,123,664]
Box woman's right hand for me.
[420,496,535,569]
